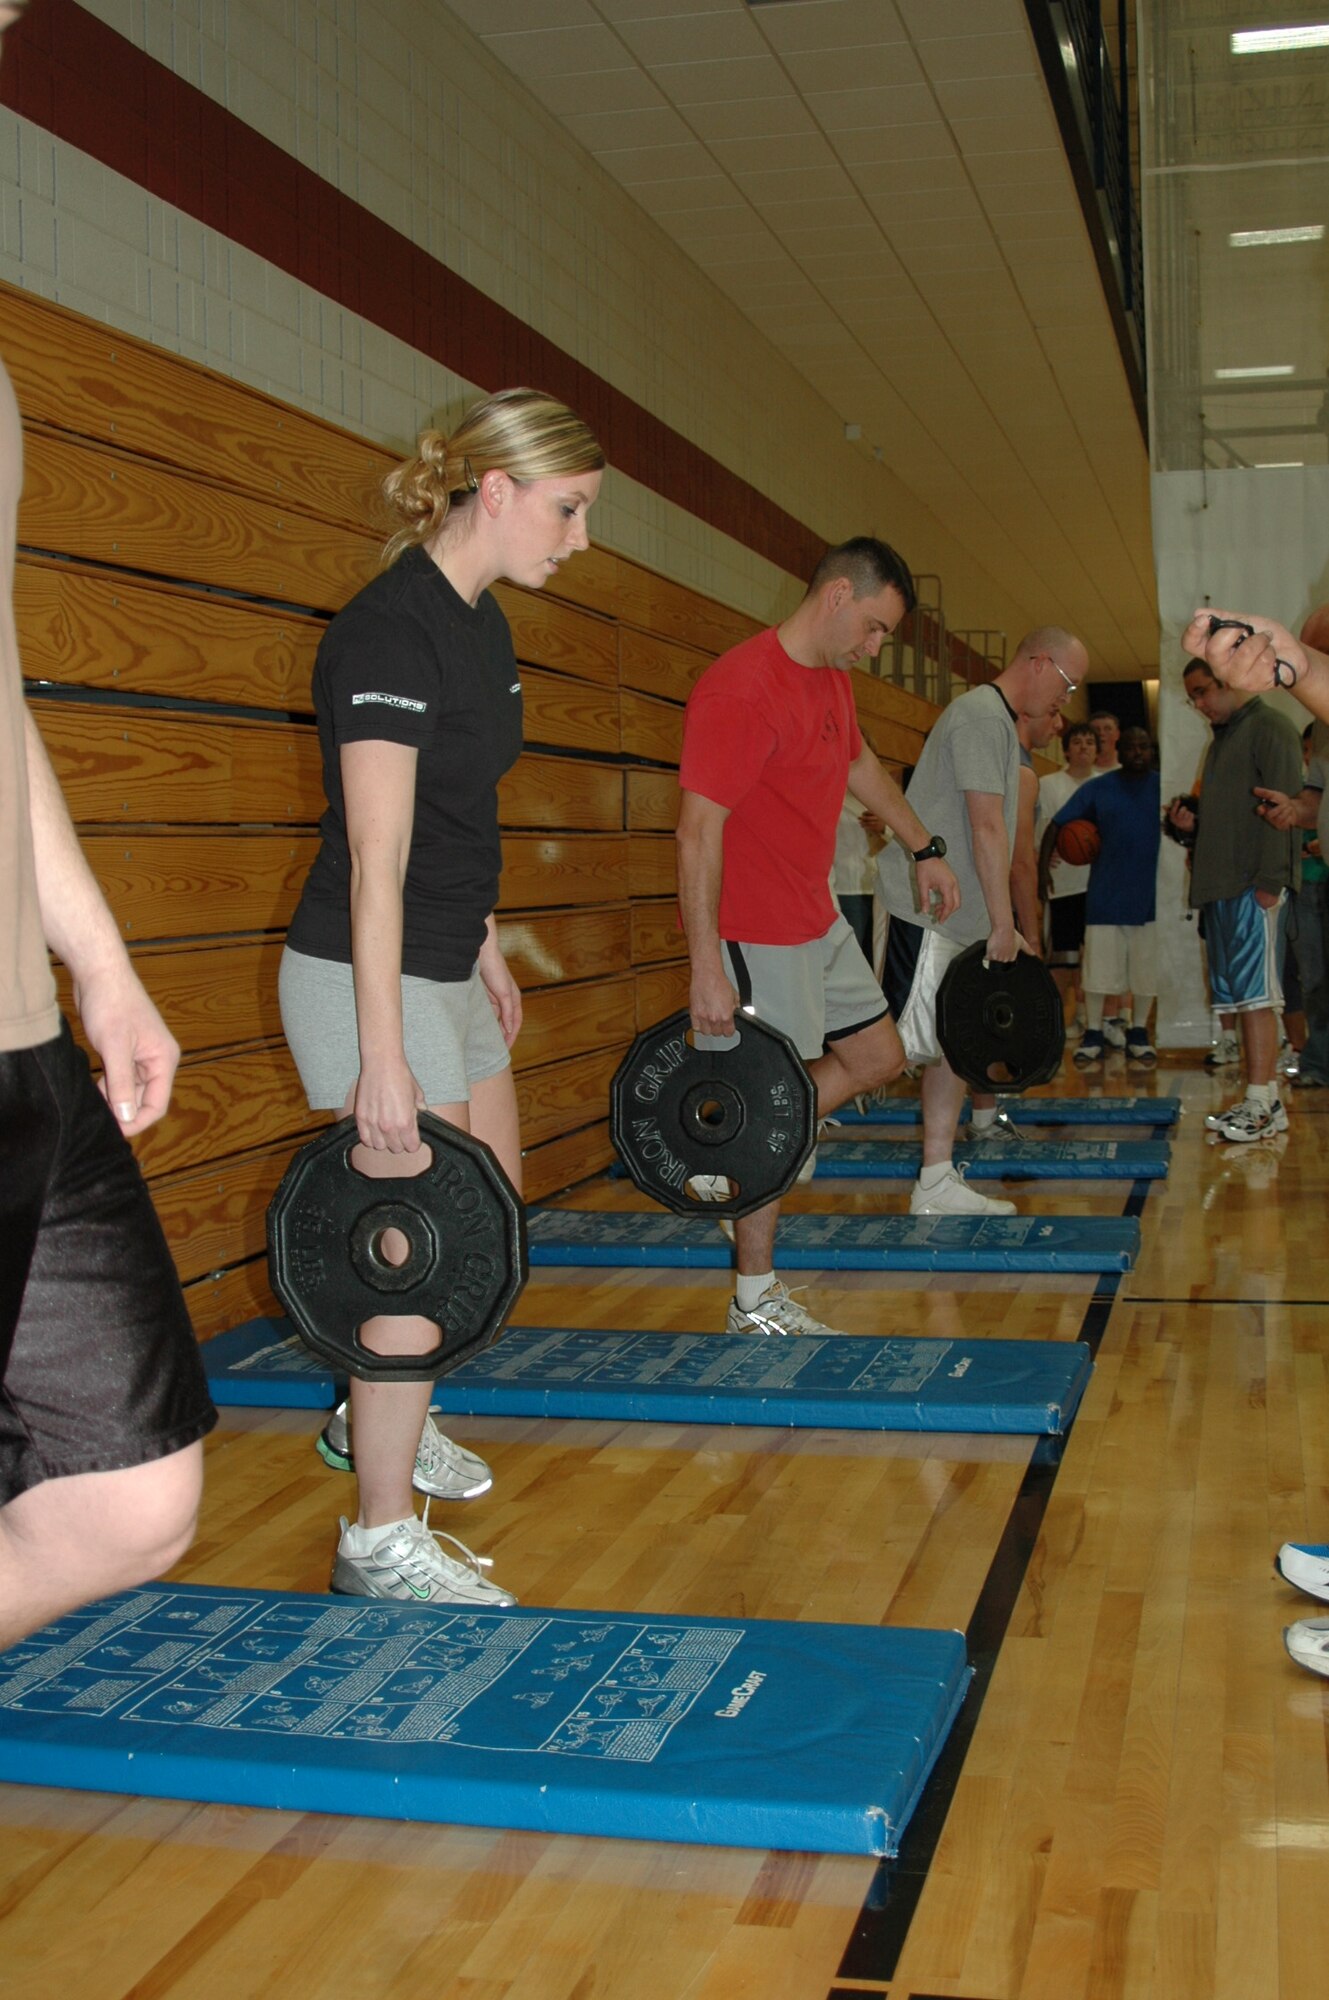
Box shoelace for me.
[415,1421,459,1477]
[388,1503,495,1579]
[747,1282,819,1331]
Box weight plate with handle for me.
[267,1111,528,1384]
[610,1010,817,1220]
[935,943,1065,1092]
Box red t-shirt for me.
[679,626,862,944]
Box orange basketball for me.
[1055,817,1101,866]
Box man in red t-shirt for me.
[677,537,960,1337]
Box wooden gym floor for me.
[0,1054,1326,2000]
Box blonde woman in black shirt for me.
[281,389,604,1605]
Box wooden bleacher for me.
[4,280,939,1343]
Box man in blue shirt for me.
[1039,726,1161,1068]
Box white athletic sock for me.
[343,1516,413,1551]
[1131,1000,1155,1034]
[1085,994,1106,1031]
[736,1271,776,1311]
[918,1161,954,1190]
[1246,1082,1274,1109]
[970,1105,998,1131]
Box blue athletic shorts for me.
[1203,889,1287,1014]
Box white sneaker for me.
[909,1164,1016,1216]
[1204,1032,1240,1070]
[687,1174,734,1203]
[1277,1040,1300,1078]
[1276,1542,1329,1603]
[331,1506,515,1606]
[1103,1016,1129,1050]
[317,1401,493,1500]
[962,1108,1019,1143]
[1283,1617,1329,1679]
[725,1281,847,1338]
[1205,1097,1288,1141]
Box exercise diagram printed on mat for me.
[267,1113,528,1383]
[0,1584,972,1856]
[610,1011,816,1219]
[935,942,1065,1093]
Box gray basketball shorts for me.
[718,913,888,1061]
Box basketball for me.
[1056,817,1101,866]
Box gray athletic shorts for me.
[279,947,511,1110]
[719,913,888,1061]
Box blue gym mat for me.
[831,1095,1179,1128]
[525,1208,1139,1271]
[0,1583,971,1856]
[813,1139,1169,1180]
[202,1318,1092,1435]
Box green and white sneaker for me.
[317,1401,493,1500]
[331,1506,516,1606]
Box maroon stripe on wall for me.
[0,0,825,584]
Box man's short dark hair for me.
[1064,721,1097,747]
[809,536,916,616]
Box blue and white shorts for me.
[1203,889,1287,1015]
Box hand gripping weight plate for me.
[935,942,1066,1092]
[610,1010,817,1220]
[266,1112,528,1384]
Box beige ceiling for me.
[440,0,1158,679]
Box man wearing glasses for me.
[877,628,1085,1214]
[1168,660,1302,1140]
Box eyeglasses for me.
[1035,653,1078,697]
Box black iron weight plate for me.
[267,1112,528,1384]
[935,942,1066,1093]
[610,1010,817,1219]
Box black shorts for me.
[1048,893,1087,959]
[0,1020,216,1504]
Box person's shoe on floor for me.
[331,1505,515,1606]
[909,1163,1015,1216]
[1276,1542,1329,1603]
[726,1280,848,1338]
[317,1401,493,1500]
[1205,1093,1288,1141]
[1284,1617,1329,1679]
[962,1107,1019,1143]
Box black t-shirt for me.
[287,545,523,981]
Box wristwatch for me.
[911,835,947,862]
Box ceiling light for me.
[1230,225,1324,246]
[1213,364,1297,379]
[1231,24,1329,53]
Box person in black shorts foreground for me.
[0,51,215,1641]
[279,388,604,1604]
